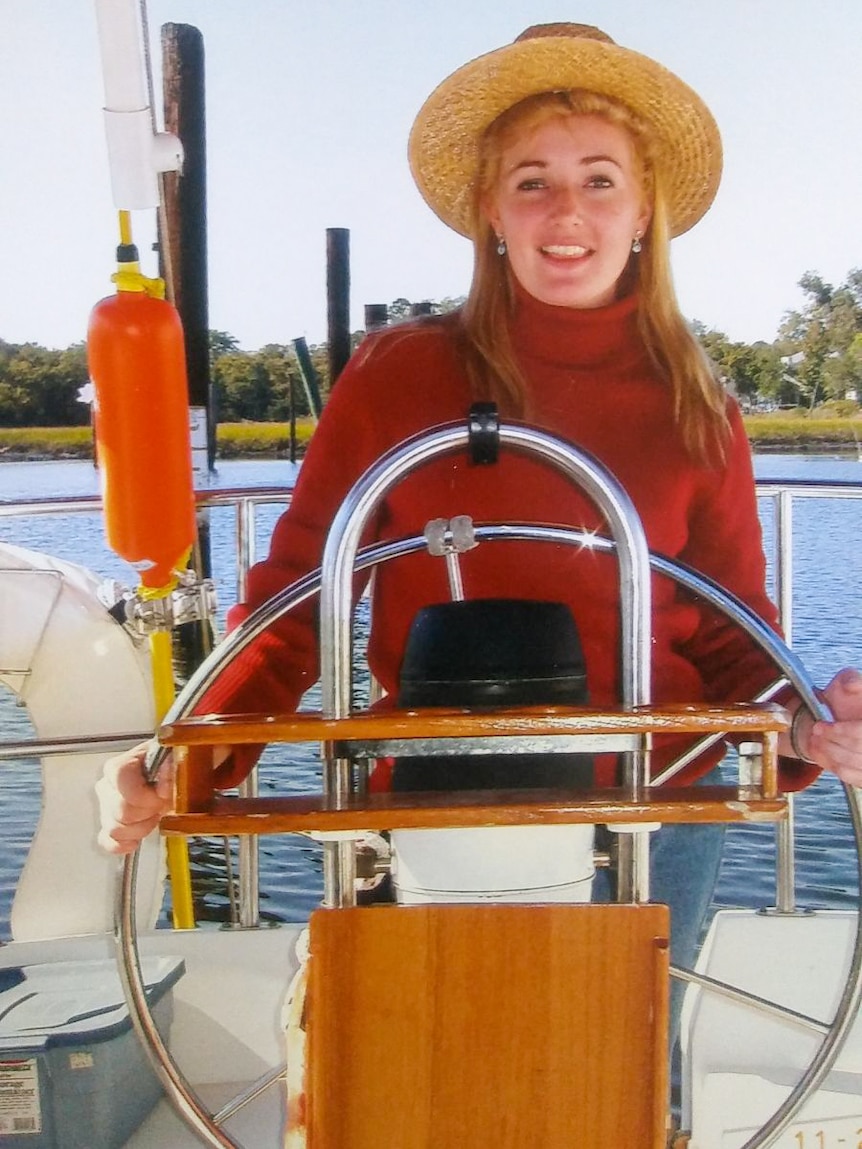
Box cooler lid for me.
[0,956,184,1052]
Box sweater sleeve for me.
[677,402,818,790]
[195,338,388,785]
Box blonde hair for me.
[459,90,729,462]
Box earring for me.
[496,236,507,256]
[631,234,643,254]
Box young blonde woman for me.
[98,22,862,1033]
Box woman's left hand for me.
[803,668,862,787]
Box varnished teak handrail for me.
[159,786,788,837]
[160,701,788,745]
[159,702,788,836]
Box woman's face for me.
[484,113,652,310]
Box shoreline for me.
[1,419,860,463]
[1,444,860,463]
[3,448,860,465]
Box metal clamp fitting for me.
[468,402,500,464]
[107,576,219,637]
[423,516,477,601]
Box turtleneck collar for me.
[509,277,647,372]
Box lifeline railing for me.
[2,475,862,924]
[6,475,862,638]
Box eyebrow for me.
[506,153,624,175]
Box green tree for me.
[778,270,862,406]
[437,295,467,314]
[212,352,269,421]
[824,332,862,399]
[209,330,241,361]
[303,342,331,401]
[727,343,783,405]
[692,323,781,406]
[258,344,309,419]
[0,341,89,426]
[387,298,414,322]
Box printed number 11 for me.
[794,1132,862,1148]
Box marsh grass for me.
[0,414,859,459]
[0,426,94,457]
[744,414,862,447]
[215,419,316,458]
[0,420,317,460]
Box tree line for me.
[695,269,862,412]
[2,275,861,428]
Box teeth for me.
[542,244,588,257]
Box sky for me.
[1,0,860,354]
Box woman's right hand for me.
[96,741,174,855]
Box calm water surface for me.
[1,453,860,937]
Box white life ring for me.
[0,542,164,941]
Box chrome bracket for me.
[107,574,218,637]
[423,515,477,601]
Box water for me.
[0,453,860,938]
[0,458,323,934]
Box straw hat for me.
[408,22,722,239]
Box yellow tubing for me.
[113,212,165,297]
[149,623,196,930]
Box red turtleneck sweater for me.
[202,291,813,790]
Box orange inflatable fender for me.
[87,288,196,588]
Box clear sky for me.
[1,0,860,353]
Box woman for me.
[98,22,862,952]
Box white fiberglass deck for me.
[0,924,303,1148]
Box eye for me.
[586,173,614,189]
[516,177,546,192]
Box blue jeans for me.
[592,763,728,1053]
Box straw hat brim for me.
[408,34,722,239]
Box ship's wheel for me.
[116,419,862,1148]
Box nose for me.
[550,184,584,223]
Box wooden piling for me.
[327,228,351,384]
[364,303,389,332]
[161,22,214,472]
[161,21,214,668]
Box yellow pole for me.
[118,209,133,247]
[148,623,196,929]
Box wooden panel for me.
[171,745,216,814]
[305,904,669,1149]
[160,785,787,837]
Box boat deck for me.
[0,923,304,1148]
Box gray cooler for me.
[0,955,184,1148]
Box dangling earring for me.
[496,235,507,256]
[631,233,643,254]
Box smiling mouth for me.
[540,244,590,259]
